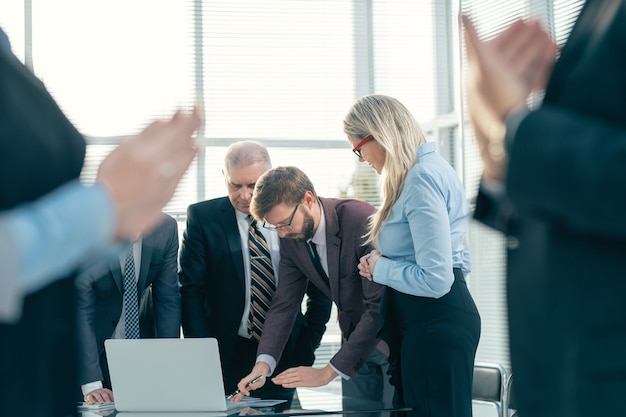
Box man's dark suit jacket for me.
[179,197,332,390]
[0,32,86,417]
[474,1,626,416]
[76,214,181,389]
[258,197,384,377]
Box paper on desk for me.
[231,397,287,407]
[76,402,116,415]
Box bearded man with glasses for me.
[233,166,394,416]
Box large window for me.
[0,0,460,208]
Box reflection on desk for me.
[83,388,412,417]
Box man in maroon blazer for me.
[234,166,393,409]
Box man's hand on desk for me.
[84,387,114,404]
[272,364,338,388]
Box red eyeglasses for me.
[352,134,374,158]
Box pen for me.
[226,374,264,400]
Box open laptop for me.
[105,338,247,413]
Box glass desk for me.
[79,389,412,417]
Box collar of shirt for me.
[235,209,250,224]
[416,141,437,160]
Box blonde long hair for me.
[343,95,427,245]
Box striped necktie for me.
[123,247,140,339]
[247,218,276,341]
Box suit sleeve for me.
[329,255,384,377]
[474,180,518,235]
[76,273,105,385]
[256,250,310,366]
[506,105,626,240]
[153,217,181,337]
[179,205,212,337]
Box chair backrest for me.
[472,362,508,417]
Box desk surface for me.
[80,389,411,417]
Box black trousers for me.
[382,269,481,417]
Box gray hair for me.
[224,141,272,174]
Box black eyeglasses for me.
[263,203,300,231]
[352,134,374,158]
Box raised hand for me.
[461,15,556,179]
[97,107,202,239]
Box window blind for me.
[9,0,462,216]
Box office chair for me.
[506,374,517,417]
[471,362,509,417]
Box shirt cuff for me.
[480,176,505,196]
[0,216,21,323]
[372,256,392,287]
[82,381,104,396]
[256,354,277,376]
[329,361,350,380]
[504,105,530,154]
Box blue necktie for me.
[123,247,140,339]
[247,218,276,341]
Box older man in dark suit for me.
[179,142,332,403]
[76,213,181,404]
[463,1,626,416]
[236,166,393,410]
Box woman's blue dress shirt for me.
[374,141,471,298]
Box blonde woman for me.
[344,95,480,417]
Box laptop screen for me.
[105,338,242,412]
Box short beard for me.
[296,211,316,242]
